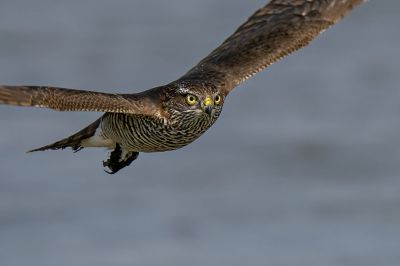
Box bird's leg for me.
[103,143,139,174]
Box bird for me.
[0,0,365,174]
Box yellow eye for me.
[215,95,222,105]
[186,94,198,105]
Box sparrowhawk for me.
[0,0,365,173]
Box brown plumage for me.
[0,85,161,115]
[0,0,365,173]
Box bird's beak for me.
[203,97,213,117]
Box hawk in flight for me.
[0,0,365,173]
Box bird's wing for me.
[178,0,365,93]
[0,85,161,116]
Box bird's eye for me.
[215,95,222,105]
[186,94,198,105]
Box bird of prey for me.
[0,0,364,173]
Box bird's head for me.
[166,81,225,123]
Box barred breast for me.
[100,112,218,152]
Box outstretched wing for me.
[179,0,365,93]
[0,85,161,116]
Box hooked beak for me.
[202,97,213,117]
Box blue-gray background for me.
[0,1,399,265]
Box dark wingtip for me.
[26,145,59,153]
[26,144,79,153]
[26,147,48,153]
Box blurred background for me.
[0,0,399,265]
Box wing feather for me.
[179,0,365,93]
[0,85,160,116]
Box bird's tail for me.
[28,118,101,153]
